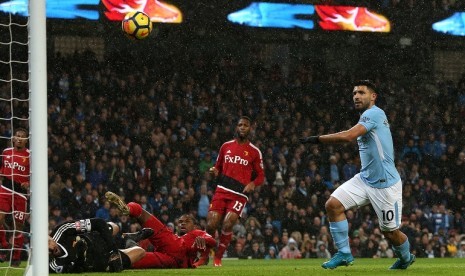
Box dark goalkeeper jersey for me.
[49,219,114,273]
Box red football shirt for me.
[1,147,30,190]
[214,139,264,186]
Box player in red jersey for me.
[205,116,265,267]
[105,191,215,269]
[0,128,30,266]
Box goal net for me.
[0,1,48,275]
[0,7,30,275]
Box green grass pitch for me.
[2,258,465,276]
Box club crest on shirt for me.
[244,151,248,156]
[383,119,390,128]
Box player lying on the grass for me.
[48,217,152,273]
[105,191,216,269]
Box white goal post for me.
[27,0,49,275]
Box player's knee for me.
[205,220,217,234]
[325,197,344,214]
[382,229,400,240]
[206,212,220,229]
[382,231,393,240]
[222,221,234,231]
[127,247,146,266]
[222,213,238,231]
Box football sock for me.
[392,239,411,262]
[329,220,351,254]
[127,202,143,218]
[214,231,232,259]
[0,225,8,248]
[12,233,24,261]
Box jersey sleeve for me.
[49,258,83,274]
[358,107,379,132]
[202,232,216,248]
[50,219,104,239]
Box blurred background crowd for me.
[4,47,465,260]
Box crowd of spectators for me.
[3,46,465,260]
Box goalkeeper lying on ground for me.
[48,217,152,273]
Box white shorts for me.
[331,173,403,231]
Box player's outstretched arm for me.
[299,136,320,144]
[300,124,367,144]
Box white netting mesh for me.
[0,9,31,275]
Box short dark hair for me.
[354,80,377,94]
[14,127,28,135]
[239,116,252,123]
[181,214,199,226]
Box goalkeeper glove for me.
[75,238,88,257]
[74,238,88,268]
[108,250,123,272]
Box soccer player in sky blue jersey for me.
[300,80,415,270]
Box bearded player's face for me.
[236,118,251,139]
[353,85,376,111]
